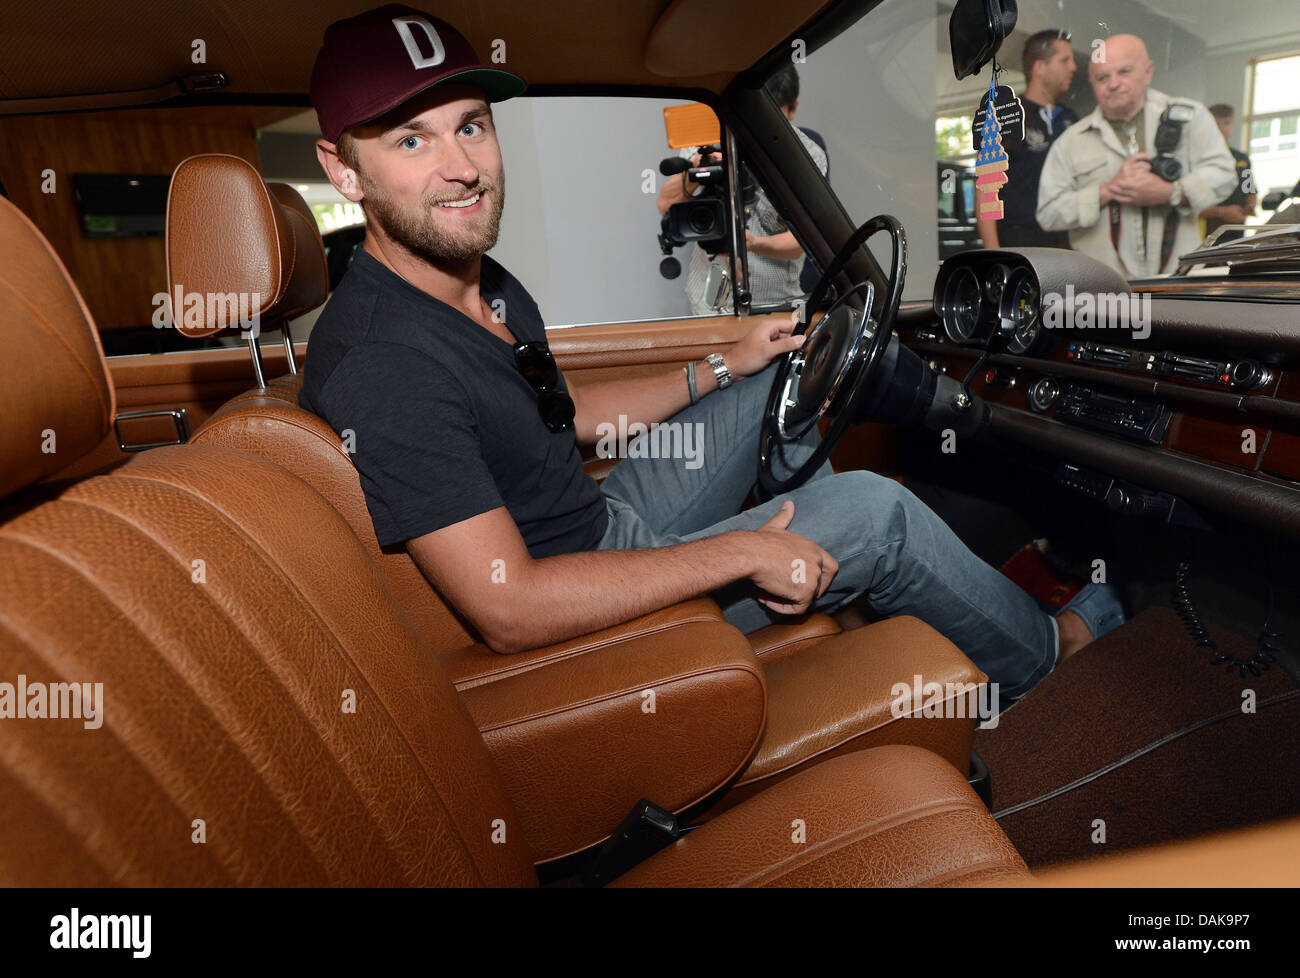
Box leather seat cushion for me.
[612,745,1031,887]
[730,615,986,797]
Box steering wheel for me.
[757,214,907,497]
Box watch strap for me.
[706,352,732,389]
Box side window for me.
[488,96,822,324]
[485,96,696,325]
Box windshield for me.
[791,0,1300,299]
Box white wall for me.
[794,0,940,297]
[487,96,693,327]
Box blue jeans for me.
[596,363,1059,700]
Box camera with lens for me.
[1149,103,1195,182]
[656,143,757,279]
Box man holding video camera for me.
[1036,34,1235,276]
[656,65,828,314]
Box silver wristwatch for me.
[1168,180,1185,208]
[705,352,732,390]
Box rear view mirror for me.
[949,0,1018,79]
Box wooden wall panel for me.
[0,106,294,333]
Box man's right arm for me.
[407,502,836,653]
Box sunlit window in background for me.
[1247,54,1300,202]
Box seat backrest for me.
[0,193,535,887]
[165,153,481,652]
[194,376,481,650]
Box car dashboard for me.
[901,249,1300,540]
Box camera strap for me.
[1109,202,1180,275]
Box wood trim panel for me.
[1168,412,1267,470]
[0,107,272,333]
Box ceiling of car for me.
[0,0,836,111]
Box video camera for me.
[1149,103,1195,182]
[656,143,757,279]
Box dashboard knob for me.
[1228,359,1270,390]
[1027,377,1060,413]
[1105,485,1130,512]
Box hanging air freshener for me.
[974,71,1013,220]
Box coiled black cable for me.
[1173,561,1277,678]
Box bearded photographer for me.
[656,65,828,315]
[1036,34,1235,277]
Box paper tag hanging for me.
[972,85,1025,152]
[974,74,1011,220]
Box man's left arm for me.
[568,317,805,445]
[1177,105,1239,216]
[746,135,828,261]
[745,229,804,261]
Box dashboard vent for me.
[1155,353,1227,383]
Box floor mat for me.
[974,605,1300,868]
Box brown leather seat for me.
[163,153,990,861]
[0,190,1030,886]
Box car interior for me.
[2,0,1299,889]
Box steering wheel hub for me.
[776,286,874,440]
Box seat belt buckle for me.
[582,799,691,887]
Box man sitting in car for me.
[299,5,1123,703]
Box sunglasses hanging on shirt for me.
[513,341,576,433]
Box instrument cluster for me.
[934,254,1049,356]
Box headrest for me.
[165,154,329,339]
[0,195,115,500]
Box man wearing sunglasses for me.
[301,6,1118,701]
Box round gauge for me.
[1002,268,1041,354]
[984,263,1011,304]
[942,267,983,343]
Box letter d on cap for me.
[392,15,446,69]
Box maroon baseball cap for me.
[310,4,526,143]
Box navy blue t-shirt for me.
[1004,97,1079,229]
[299,249,607,557]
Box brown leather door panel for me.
[52,343,305,481]
[74,309,899,484]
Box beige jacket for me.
[1036,88,1236,277]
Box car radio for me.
[1055,383,1172,445]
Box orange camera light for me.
[663,103,721,149]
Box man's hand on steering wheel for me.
[725,316,807,380]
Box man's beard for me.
[360,170,505,264]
